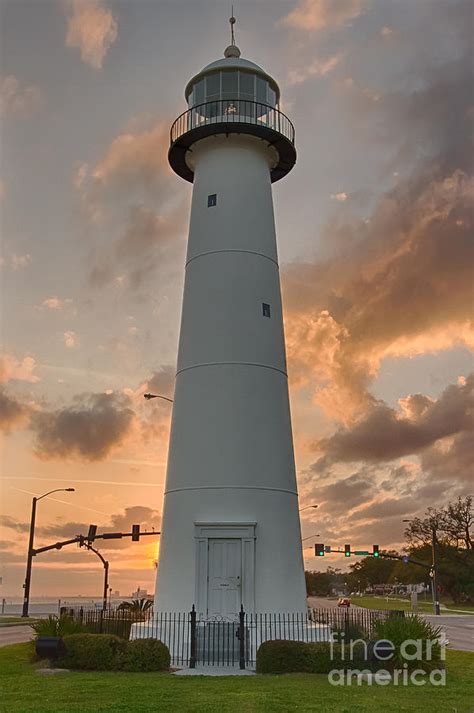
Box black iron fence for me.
[62,605,404,669]
[170,99,295,147]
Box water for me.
[0,598,133,617]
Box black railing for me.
[63,605,404,668]
[170,99,295,147]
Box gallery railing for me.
[62,605,404,669]
[170,99,295,147]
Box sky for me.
[0,0,472,599]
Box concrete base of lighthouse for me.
[155,488,307,617]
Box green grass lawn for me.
[353,596,474,614]
[1,643,473,712]
[0,617,39,627]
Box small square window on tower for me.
[207,193,217,207]
[262,303,271,318]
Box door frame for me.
[194,522,256,617]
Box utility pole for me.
[22,497,37,618]
[431,526,441,615]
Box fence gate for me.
[190,606,247,668]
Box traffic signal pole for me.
[84,543,109,611]
[23,528,159,613]
[431,526,441,615]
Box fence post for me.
[189,605,196,668]
[239,605,245,670]
[99,609,103,634]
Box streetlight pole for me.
[21,488,75,618]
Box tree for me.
[305,567,345,596]
[404,497,474,604]
[405,496,473,550]
[117,598,153,615]
[346,550,399,590]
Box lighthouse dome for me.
[184,46,280,107]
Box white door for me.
[207,539,242,617]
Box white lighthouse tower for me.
[155,23,307,618]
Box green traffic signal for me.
[373,544,380,557]
[315,543,325,557]
[344,544,351,557]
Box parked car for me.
[337,597,351,607]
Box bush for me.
[256,640,313,673]
[120,639,170,672]
[32,615,86,639]
[59,633,126,670]
[256,640,367,674]
[373,614,443,671]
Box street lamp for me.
[143,393,173,403]
[299,504,319,513]
[403,518,440,615]
[302,534,321,542]
[22,488,75,617]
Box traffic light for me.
[373,545,379,558]
[87,525,97,542]
[344,544,351,557]
[315,543,325,557]
[132,524,140,542]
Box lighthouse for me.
[155,23,307,618]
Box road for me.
[0,625,34,648]
[307,598,473,652]
[423,615,474,652]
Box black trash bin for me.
[35,637,66,659]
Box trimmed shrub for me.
[32,615,86,639]
[59,633,126,670]
[256,640,368,674]
[256,640,313,673]
[120,638,170,672]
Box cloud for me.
[0,507,161,552]
[0,75,41,118]
[284,168,474,420]
[63,331,78,349]
[282,0,366,31]
[76,118,186,292]
[11,253,32,270]
[0,389,29,433]
[287,53,343,85]
[41,297,73,311]
[0,355,39,384]
[282,26,473,420]
[330,192,348,202]
[0,515,30,533]
[65,0,118,69]
[313,375,474,473]
[31,391,134,462]
[88,120,170,195]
